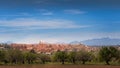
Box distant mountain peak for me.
[0,41,13,44]
[80,37,120,46]
[70,37,120,46]
[70,41,80,44]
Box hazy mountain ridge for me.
[71,37,120,46]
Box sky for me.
[0,0,120,43]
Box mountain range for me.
[70,37,120,46]
[1,37,120,46]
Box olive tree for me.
[99,46,118,65]
[68,51,77,64]
[25,52,37,64]
[6,49,24,64]
[0,50,5,63]
[52,51,68,64]
[37,53,50,64]
[77,50,94,64]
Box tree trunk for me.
[42,60,45,64]
[22,61,25,64]
[28,60,31,64]
[62,61,64,64]
[72,59,76,64]
[106,61,110,65]
[82,61,85,64]
[61,60,64,64]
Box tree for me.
[37,53,50,64]
[3,43,12,49]
[99,46,118,65]
[77,50,93,64]
[68,51,77,64]
[53,51,68,64]
[0,50,5,63]
[20,52,27,64]
[117,50,120,63]
[25,52,37,64]
[30,49,36,54]
[7,49,23,64]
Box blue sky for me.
[0,0,120,43]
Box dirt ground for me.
[0,65,120,68]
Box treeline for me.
[0,46,120,65]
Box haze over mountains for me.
[71,37,120,46]
[1,37,120,46]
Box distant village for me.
[0,41,99,55]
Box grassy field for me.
[0,64,120,68]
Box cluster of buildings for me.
[10,41,98,54]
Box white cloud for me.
[41,12,53,15]
[0,18,90,31]
[39,9,48,12]
[39,9,54,15]
[64,9,86,14]
[0,32,120,44]
[0,13,32,17]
